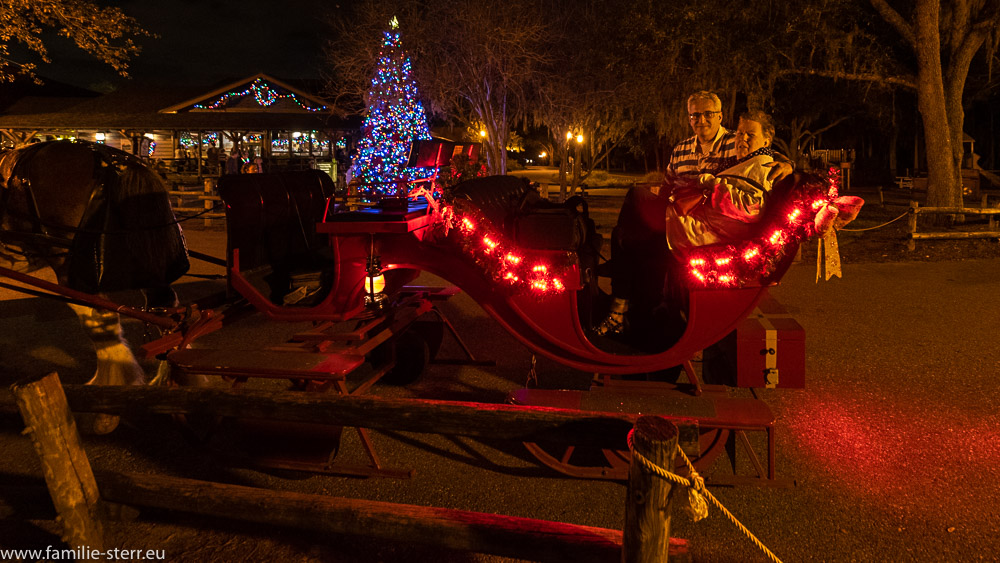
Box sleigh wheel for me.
[524,427,730,481]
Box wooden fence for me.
[169,177,225,227]
[9,373,692,562]
[907,197,1000,250]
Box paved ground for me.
[2,217,999,561]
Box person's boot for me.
[594,297,628,336]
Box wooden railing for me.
[168,177,225,227]
[907,196,1000,250]
[10,373,693,562]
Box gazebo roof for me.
[0,73,356,132]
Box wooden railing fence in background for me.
[907,196,1000,251]
[169,177,225,227]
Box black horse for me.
[0,140,188,431]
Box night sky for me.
[35,0,335,91]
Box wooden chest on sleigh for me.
[703,293,805,389]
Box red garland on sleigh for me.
[416,167,863,297]
[678,167,863,288]
[429,198,576,297]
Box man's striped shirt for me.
[667,127,737,178]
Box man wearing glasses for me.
[668,90,733,178]
[669,90,790,180]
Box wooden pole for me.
[907,201,919,251]
[98,471,625,563]
[623,416,679,563]
[10,373,104,550]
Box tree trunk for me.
[914,0,958,209]
[889,127,898,177]
[945,92,965,205]
[943,1,992,207]
[485,119,508,176]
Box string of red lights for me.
[431,201,575,297]
[428,169,854,297]
[682,168,852,288]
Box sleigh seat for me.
[449,175,601,253]
[218,170,337,307]
[448,175,604,331]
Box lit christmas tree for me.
[356,17,433,198]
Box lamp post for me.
[560,131,573,201]
[572,133,583,196]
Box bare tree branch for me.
[869,0,917,47]
[775,67,918,90]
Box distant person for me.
[174,145,187,172]
[206,142,219,173]
[343,150,356,182]
[225,149,242,175]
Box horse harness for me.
[0,141,135,259]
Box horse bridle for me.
[0,144,70,258]
[0,141,204,247]
[0,142,120,258]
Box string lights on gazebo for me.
[193,78,326,112]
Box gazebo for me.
[0,72,358,182]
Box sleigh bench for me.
[448,175,599,252]
[218,170,338,307]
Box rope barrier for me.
[627,429,783,563]
[839,211,908,232]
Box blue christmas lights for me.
[355,30,433,197]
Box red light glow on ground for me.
[784,390,1000,517]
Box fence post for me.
[11,372,104,550]
[985,194,997,232]
[203,177,217,227]
[623,416,678,563]
[907,201,919,251]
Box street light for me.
[479,130,487,138]
[575,134,584,144]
